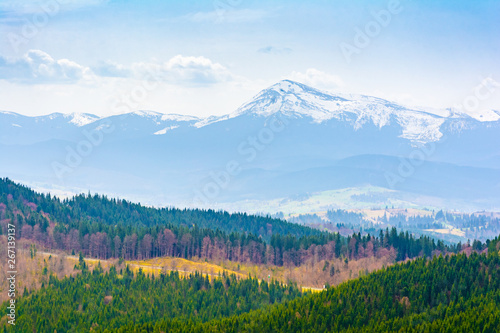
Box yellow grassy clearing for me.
[56,254,116,271]
[301,287,324,293]
[40,252,391,292]
[126,257,247,279]
[13,250,328,298]
[127,257,329,291]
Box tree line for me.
[0,178,462,268]
[0,180,461,266]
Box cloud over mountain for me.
[287,68,345,91]
[0,50,92,84]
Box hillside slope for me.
[124,247,500,332]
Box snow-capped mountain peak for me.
[269,79,314,94]
[220,80,446,144]
[64,113,101,126]
[2,81,498,146]
[232,80,348,120]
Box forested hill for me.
[0,177,320,239]
[123,247,500,332]
[3,177,500,331]
[7,239,500,332]
[10,268,305,332]
[1,178,463,269]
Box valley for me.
[0,176,498,331]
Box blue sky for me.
[0,0,499,117]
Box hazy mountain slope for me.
[1,80,499,211]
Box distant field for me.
[424,228,466,237]
[214,186,454,216]
[210,185,494,217]
[357,207,433,222]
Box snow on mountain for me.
[0,111,21,117]
[193,80,445,144]
[37,113,65,121]
[154,125,179,135]
[160,114,200,122]
[132,110,165,118]
[20,112,101,126]
[157,79,500,145]
[132,110,200,123]
[2,81,499,211]
[64,113,101,126]
[452,108,500,122]
[112,110,201,134]
[192,115,231,128]
[233,80,350,121]
[2,80,498,145]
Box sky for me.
[0,0,499,118]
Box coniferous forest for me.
[12,267,304,332]
[2,178,500,332]
[0,178,460,268]
[121,249,500,332]
[6,245,500,332]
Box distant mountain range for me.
[1,80,499,212]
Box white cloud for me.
[287,68,345,91]
[131,55,234,86]
[0,50,250,118]
[0,50,234,87]
[0,49,93,84]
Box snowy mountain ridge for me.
[176,80,498,144]
[228,80,452,144]
[1,81,499,211]
[2,80,499,145]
